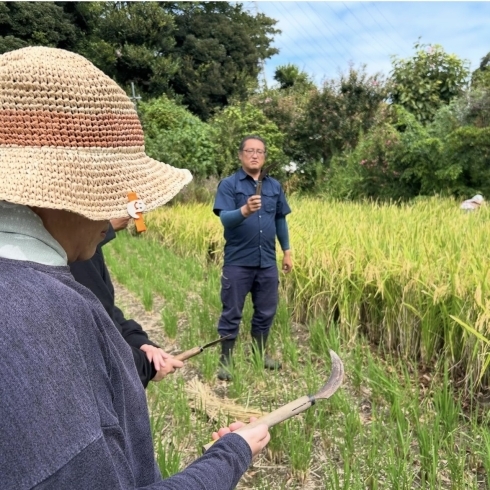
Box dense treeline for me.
[1,2,490,200]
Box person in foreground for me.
[0,46,269,490]
[70,216,182,388]
[213,135,293,381]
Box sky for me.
[242,1,490,87]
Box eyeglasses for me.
[242,149,266,156]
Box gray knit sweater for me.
[0,258,251,489]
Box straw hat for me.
[0,46,192,220]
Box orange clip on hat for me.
[127,192,146,233]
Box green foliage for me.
[448,87,490,128]
[209,102,286,177]
[0,2,279,121]
[161,2,279,120]
[292,66,386,189]
[442,126,490,197]
[471,51,490,89]
[73,2,178,96]
[326,116,402,200]
[139,95,217,179]
[273,63,314,90]
[326,104,490,201]
[249,82,317,182]
[389,42,470,124]
[0,1,79,53]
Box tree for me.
[471,52,490,89]
[0,2,79,54]
[273,64,314,90]
[389,42,470,124]
[0,2,280,120]
[291,66,386,190]
[139,95,217,179]
[71,2,178,96]
[161,2,279,120]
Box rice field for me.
[104,196,490,489]
[145,196,490,392]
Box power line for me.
[370,2,412,56]
[275,2,343,67]
[323,3,386,66]
[341,2,397,57]
[359,2,409,57]
[269,2,342,80]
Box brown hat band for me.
[0,109,144,147]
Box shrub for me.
[139,95,217,179]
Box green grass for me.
[104,230,490,489]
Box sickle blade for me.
[201,334,232,350]
[315,350,344,400]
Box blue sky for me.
[244,1,490,87]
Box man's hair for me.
[238,135,267,152]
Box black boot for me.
[217,338,235,381]
[251,332,282,370]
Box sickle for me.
[174,334,232,361]
[202,349,344,452]
[255,162,280,195]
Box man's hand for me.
[139,345,183,381]
[211,417,270,458]
[110,217,131,232]
[282,250,293,273]
[241,195,261,218]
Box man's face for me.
[238,139,266,175]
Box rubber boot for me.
[251,332,282,370]
[217,338,235,381]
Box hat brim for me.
[0,146,192,220]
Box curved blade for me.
[314,350,344,400]
[201,334,232,350]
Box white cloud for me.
[249,1,490,87]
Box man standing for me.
[213,135,293,381]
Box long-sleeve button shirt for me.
[213,168,291,268]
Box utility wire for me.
[257,2,326,83]
[305,1,367,62]
[341,2,397,57]
[359,2,409,56]
[370,1,412,56]
[271,2,343,79]
[322,2,386,66]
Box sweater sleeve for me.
[275,215,290,251]
[37,433,252,490]
[219,208,246,228]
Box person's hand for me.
[110,217,131,232]
[282,250,293,273]
[211,418,270,458]
[241,195,261,217]
[139,345,183,381]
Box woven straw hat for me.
[0,46,192,220]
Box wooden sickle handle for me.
[202,395,313,452]
[174,346,203,361]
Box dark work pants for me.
[217,265,279,339]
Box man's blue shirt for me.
[213,168,291,268]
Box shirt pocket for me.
[262,187,279,214]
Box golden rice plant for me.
[146,196,490,391]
